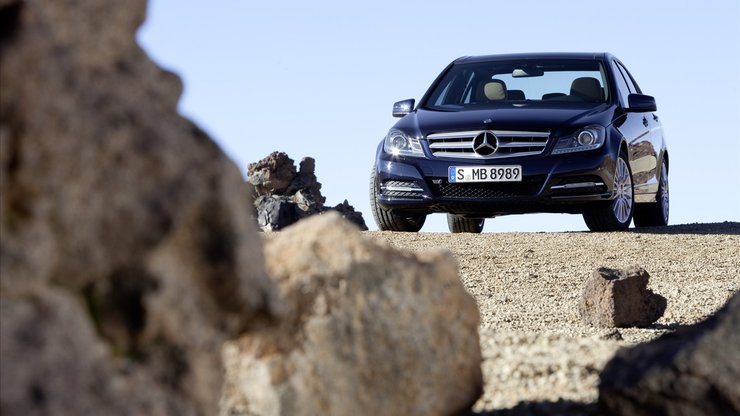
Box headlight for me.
[383,129,423,157]
[552,126,606,154]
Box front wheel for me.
[634,159,669,227]
[369,166,426,232]
[583,153,634,231]
[447,214,485,233]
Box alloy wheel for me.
[612,157,633,224]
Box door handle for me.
[642,117,649,127]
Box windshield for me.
[423,59,610,111]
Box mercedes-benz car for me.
[370,52,669,233]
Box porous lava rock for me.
[220,213,483,416]
[247,151,367,231]
[580,267,666,328]
[599,293,740,416]
[246,151,297,196]
[0,0,276,414]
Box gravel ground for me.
[367,222,740,414]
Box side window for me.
[611,61,632,106]
[616,62,642,94]
[433,71,471,106]
[433,82,453,106]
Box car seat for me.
[507,89,525,100]
[475,79,507,103]
[570,77,604,102]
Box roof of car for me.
[455,52,613,63]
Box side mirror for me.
[392,99,415,117]
[627,94,657,112]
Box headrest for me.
[542,92,566,100]
[570,77,603,101]
[507,89,525,100]
[484,80,507,101]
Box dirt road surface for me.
[369,222,740,414]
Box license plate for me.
[448,166,522,183]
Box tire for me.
[583,152,634,231]
[447,214,485,233]
[369,166,426,232]
[634,159,669,227]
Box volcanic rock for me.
[247,151,297,196]
[254,195,302,232]
[599,293,740,416]
[247,152,367,231]
[220,213,483,416]
[580,267,666,328]
[0,0,276,414]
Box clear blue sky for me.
[137,1,740,232]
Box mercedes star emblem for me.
[473,131,498,156]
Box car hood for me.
[397,104,616,137]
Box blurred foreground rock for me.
[0,0,276,414]
[580,267,666,328]
[247,151,367,231]
[221,213,483,416]
[599,293,740,416]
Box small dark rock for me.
[330,200,368,231]
[599,293,740,416]
[580,267,666,328]
[599,329,624,341]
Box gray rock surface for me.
[0,0,276,414]
[247,151,367,231]
[254,195,302,231]
[221,213,483,416]
[580,267,666,328]
[599,292,740,416]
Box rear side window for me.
[616,62,642,94]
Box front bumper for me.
[375,145,617,217]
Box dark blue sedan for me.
[370,53,669,233]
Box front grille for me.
[427,130,550,159]
[430,202,535,214]
[430,175,546,199]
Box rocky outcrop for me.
[579,267,666,328]
[220,213,483,416]
[0,0,276,414]
[599,293,740,416]
[247,151,367,231]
